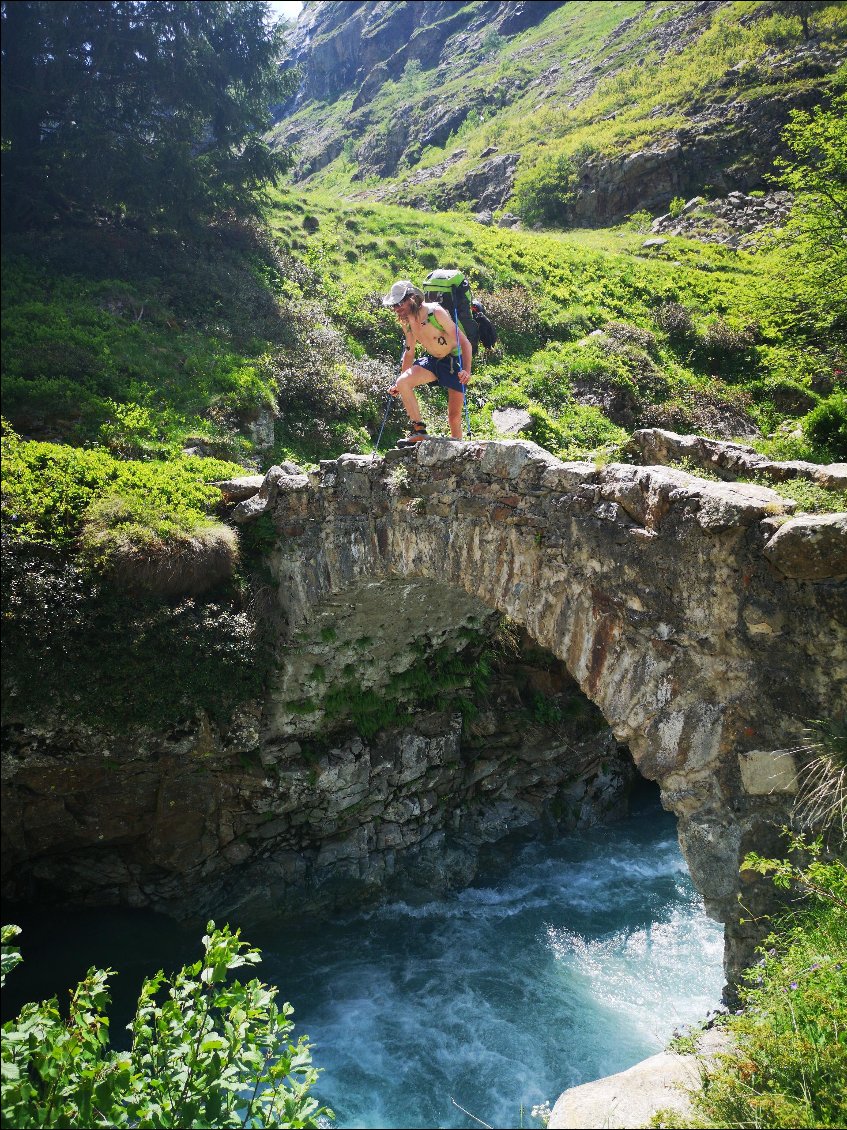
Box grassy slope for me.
[3,2,846,561]
[2,183,845,566]
[268,186,844,465]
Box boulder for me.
[549,1028,732,1129]
[763,513,847,582]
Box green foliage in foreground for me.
[657,837,847,1130]
[1,922,332,1129]
[1,421,243,553]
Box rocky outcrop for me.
[763,513,847,583]
[280,1,564,110]
[648,190,794,248]
[548,1026,732,1129]
[567,88,828,226]
[2,586,634,922]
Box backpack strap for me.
[425,305,460,358]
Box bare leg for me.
[447,388,464,439]
[392,367,437,427]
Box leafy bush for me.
[80,495,239,596]
[476,286,545,355]
[602,321,658,354]
[639,380,755,438]
[747,377,818,417]
[802,391,847,461]
[700,316,759,369]
[511,151,578,227]
[653,302,696,342]
[1,922,331,1129]
[668,196,686,219]
[525,403,627,459]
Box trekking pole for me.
[373,391,394,457]
[373,341,404,456]
[453,305,472,440]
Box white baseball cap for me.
[381,280,423,307]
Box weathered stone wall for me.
[241,438,845,984]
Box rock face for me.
[648,190,795,248]
[2,585,634,925]
[3,440,845,992]
[276,0,562,185]
[271,1,844,224]
[566,88,828,226]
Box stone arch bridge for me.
[235,437,846,981]
[4,439,844,989]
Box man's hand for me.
[388,383,399,397]
[458,369,470,385]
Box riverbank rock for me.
[548,1027,732,1129]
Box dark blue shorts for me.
[415,354,464,393]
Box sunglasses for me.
[392,299,409,311]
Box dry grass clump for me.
[792,718,847,844]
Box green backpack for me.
[422,268,495,355]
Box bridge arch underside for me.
[265,448,844,984]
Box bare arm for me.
[401,322,416,371]
[457,327,472,384]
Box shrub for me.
[668,196,686,219]
[602,321,658,354]
[511,151,578,228]
[639,380,755,438]
[525,402,627,459]
[748,377,818,417]
[699,316,760,373]
[0,922,331,1129]
[80,496,239,596]
[653,302,695,342]
[475,286,545,355]
[802,391,847,461]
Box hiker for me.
[381,280,472,442]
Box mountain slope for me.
[269,0,846,221]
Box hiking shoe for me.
[396,422,430,446]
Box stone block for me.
[763,513,847,582]
[738,750,797,795]
[480,440,546,479]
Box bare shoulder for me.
[426,302,452,325]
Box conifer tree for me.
[0,1,295,231]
